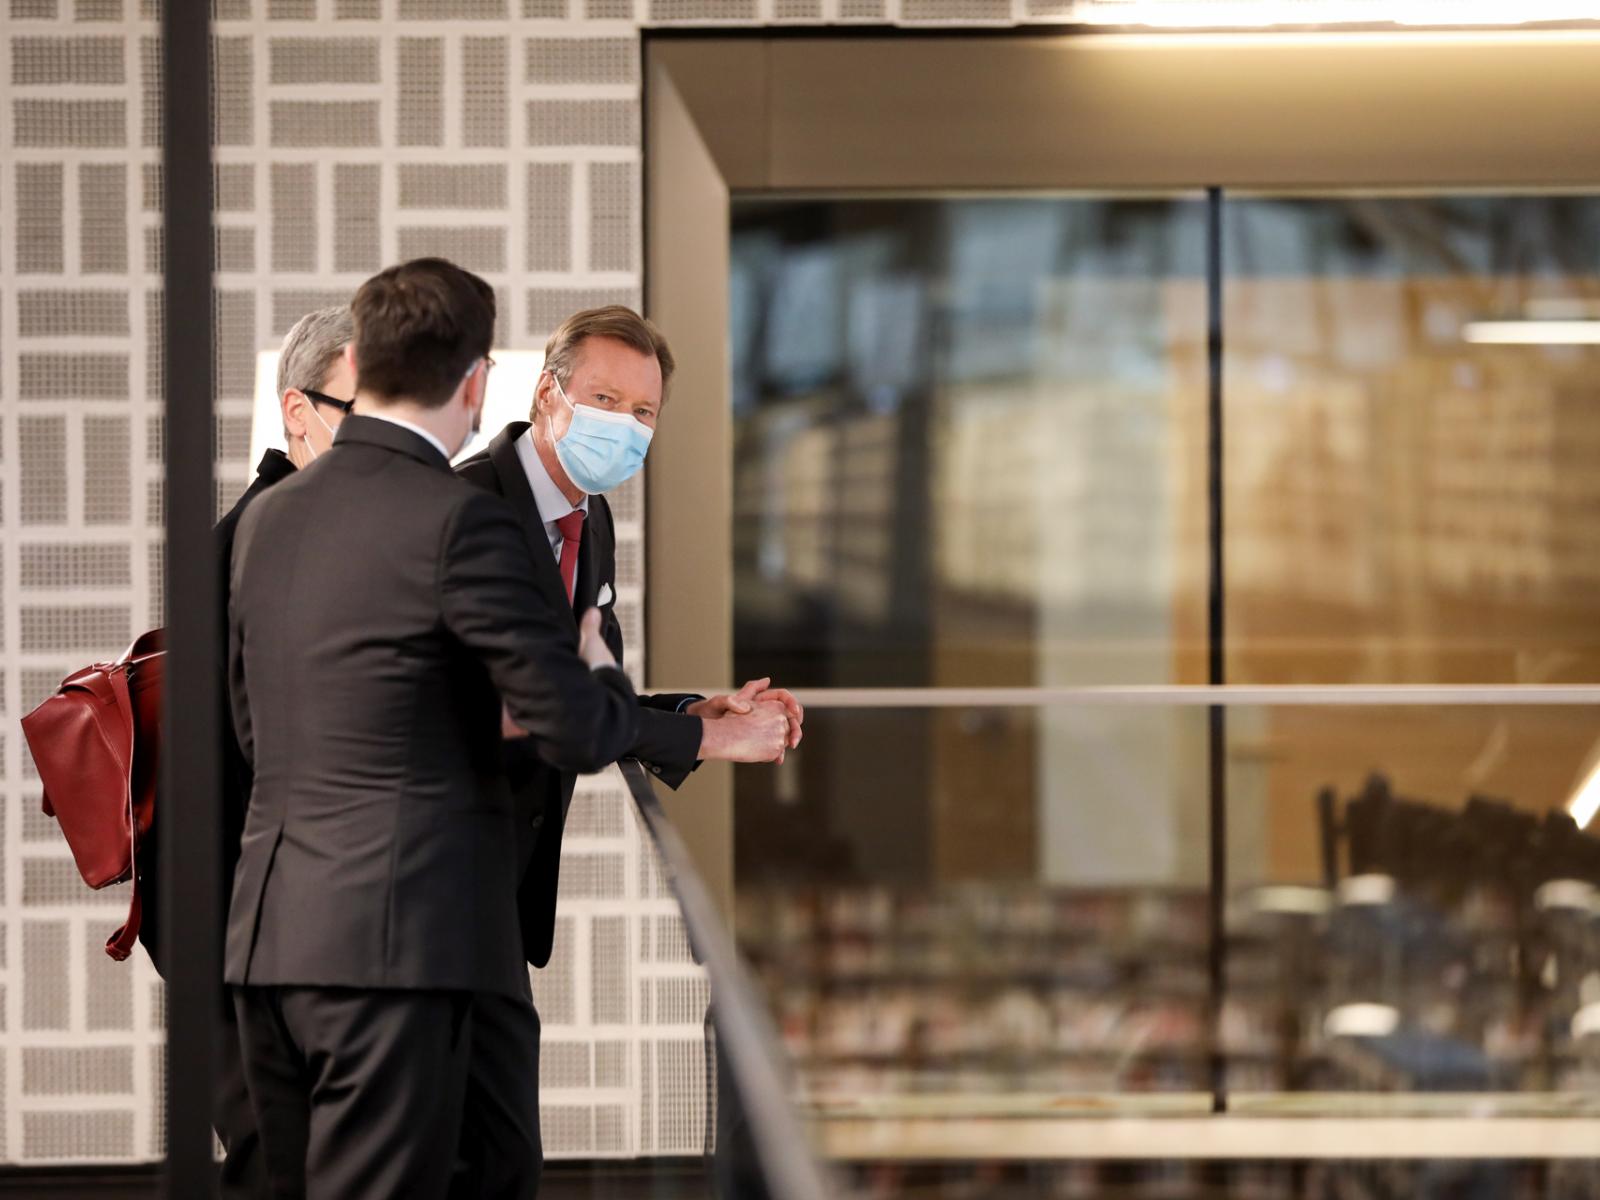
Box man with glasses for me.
[138,306,355,1198]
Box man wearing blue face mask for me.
[453,306,801,1195]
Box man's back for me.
[226,416,637,1001]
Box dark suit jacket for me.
[225,416,639,1000]
[455,422,703,967]
[140,448,297,975]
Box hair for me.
[350,258,496,409]
[540,306,675,407]
[276,306,355,402]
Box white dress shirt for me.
[514,427,589,565]
[360,411,453,462]
[516,428,693,707]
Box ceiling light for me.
[1568,756,1600,830]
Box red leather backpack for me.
[20,630,164,961]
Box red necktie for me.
[555,511,585,604]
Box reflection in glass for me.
[733,702,1600,1120]
[731,196,1209,690]
[730,195,1213,948]
[1224,195,1600,686]
[736,708,1209,1102]
[727,191,1600,1175]
[1227,705,1600,1106]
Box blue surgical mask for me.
[551,377,653,495]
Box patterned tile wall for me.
[0,0,1371,1170]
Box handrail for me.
[617,760,838,1200]
[649,684,1600,708]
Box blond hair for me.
[540,306,674,406]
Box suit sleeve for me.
[628,708,703,789]
[440,490,639,775]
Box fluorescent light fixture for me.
[1324,1002,1400,1039]
[1461,320,1600,345]
[250,349,545,470]
[1568,754,1600,830]
[1336,873,1396,907]
[1250,885,1333,916]
[1075,1,1600,26]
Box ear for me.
[282,389,310,438]
[343,342,358,376]
[530,370,555,424]
[470,359,491,409]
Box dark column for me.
[161,0,219,1194]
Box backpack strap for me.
[120,628,165,665]
[103,663,142,962]
[105,879,142,962]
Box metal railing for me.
[618,760,839,1200]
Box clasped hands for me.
[687,676,802,765]
[501,608,803,764]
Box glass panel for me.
[1224,194,1600,685]
[1226,703,1600,1112]
[735,706,1210,1103]
[730,196,1208,689]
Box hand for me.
[685,678,763,719]
[687,677,804,750]
[576,607,616,671]
[696,700,791,764]
[501,704,528,739]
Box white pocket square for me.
[597,582,614,607]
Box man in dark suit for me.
[140,305,355,1199]
[453,305,802,1193]
[227,259,638,1200]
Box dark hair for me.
[541,306,675,403]
[351,258,495,409]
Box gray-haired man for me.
[139,305,355,1198]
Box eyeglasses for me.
[303,389,355,415]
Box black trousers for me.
[233,986,476,1200]
[216,993,269,1198]
[451,996,542,1200]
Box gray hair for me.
[276,306,354,400]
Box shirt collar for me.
[360,411,453,463]
[514,426,589,524]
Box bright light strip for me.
[1461,320,1600,345]
[1324,1002,1400,1039]
[1075,1,1600,26]
[250,349,545,470]
[1568,758,1600,829]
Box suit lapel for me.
[488,424,576,637]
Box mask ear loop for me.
[302,393,336,460]
[552,372,584,416]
